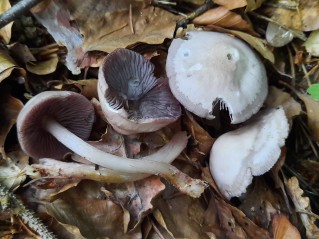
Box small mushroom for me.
[17,91,206,198]
[166,31,268,124]
[98,48,181,135]
[209,106,289,199]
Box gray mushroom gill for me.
[98,48,181,135]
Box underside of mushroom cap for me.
[209,106,289,199]
[166,31,268,124]
[17,91,95,159]
[98,48,181,134]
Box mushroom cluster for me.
[166,30,289,199]
[17,91,206,197]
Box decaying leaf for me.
[265,86,301,122]
[0,50,25,83]
[45,181,142,238]
[285,177,319,239]
[157,194,209,238]
[105,176,165,231]
[54,79,98,100]
[33,0,180,74]
[298,93,319,141]
[214,0,247,10]
[193,7,257,35]
[0,0,13,44]
[0,94,23,158]
[272,214,301,239]
[245,0,267,12]
[303,30,319,57]
[26,53,59,75]
[229,29,275,63]
[270,0,319,32]
[183,110,215,163]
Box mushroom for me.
[209,106,289,199]
[17,91,206,198]
[98,48,181,135]
[166,31,268,124]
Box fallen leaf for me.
[9,43,37,63]
[303,30,319,57]
[183,110,215,163]
[0,93,23,158]
[157,194,210,238]
[285,177,319,239]
[265,86,301,122]
[54,79,98,99]
[0,0,13,44]
[193,7,257,35]
[106,176,165,231]
[33,0,180,74]
[270,0,319,32]
[45,181,142,238]
[230,29,275,63]
[272,214,301,239]
[298,93,319,141]
[214,0,247,10]
[0,50,26,83]
[245,0,267,12]
[26,54,59,75]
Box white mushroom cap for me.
[166,31,268,124]
[209,106,289,199]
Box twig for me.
[0,0,45,29]
[176,0,216,29]
[0,183,57,239]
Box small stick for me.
[176,0,216,29]
[0,0,45,29]
[0,183,57,239]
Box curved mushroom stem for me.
[44,118,207,198]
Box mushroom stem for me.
[44,118,207,197]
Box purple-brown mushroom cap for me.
[98,48,181,135]
[17,91,95,159]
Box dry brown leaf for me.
[227,199,272,239]
[214,0,247,10]
[303,30,319,56]
[33,0,179,74]
[107,176,165,231]
[54,79,98,99]
[271,0,319,31]
[298,93,319,141]
[245,0,267,12]
[0,94,23,159]
[0,50,25,83]
[183,110,215,163]
[0,0,13,44]
[193,7,256,35]
[26,54,59,75]
[285,177,319,239]
[157,194,209,238]
[229,29,275,63]
[45,181,142,238]
[9,43,37,63]
[265,86,301,123]
[272,214,301,239]
[238,177,287,229]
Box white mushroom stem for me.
[43,118,207,198]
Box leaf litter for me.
[0,0,319,238]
